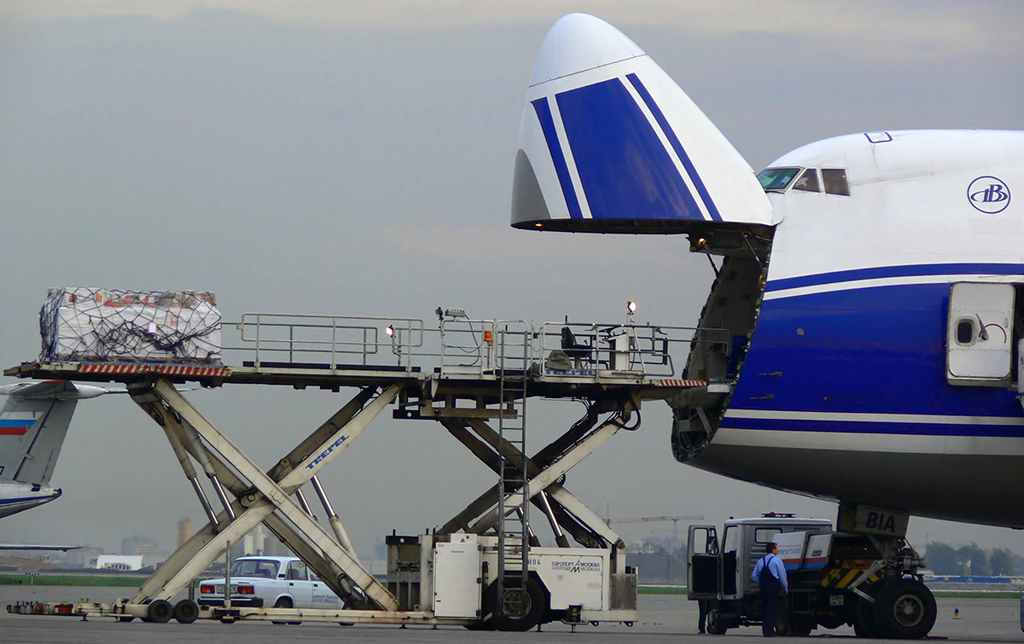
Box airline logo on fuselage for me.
[968,176,1011,214]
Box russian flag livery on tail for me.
[0,380,111,520]
[515,14,1023,639]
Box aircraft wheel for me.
[146,599,174,624]
[872,579,936,639]
[173,599,199,624]
[706,603,728,635]
[490,578,546,632]
[853,596,878,638]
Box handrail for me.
[223,311,728,381]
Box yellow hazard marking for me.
[822,569,843,587]
[836,569,860,588]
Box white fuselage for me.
[0,482,61,519]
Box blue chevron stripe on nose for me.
[531,97,584,219]
[626,73,722,222]
[555,77,705,221]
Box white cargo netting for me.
[40,288,222,364]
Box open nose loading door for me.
[512,13,775,235]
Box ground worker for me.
[750,542,788,637]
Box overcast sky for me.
[2,1,1023,560]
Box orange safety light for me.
[484,331,493,343]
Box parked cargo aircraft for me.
[0,380,112,549]
[512,13,1022,638]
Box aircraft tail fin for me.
[0,381,109,486]
[512,13,775,232]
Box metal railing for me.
[225,311,730,381]
[232,313,424,372]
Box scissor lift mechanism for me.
[5,312,731,628]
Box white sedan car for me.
[198,556,343,612]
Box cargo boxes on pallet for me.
[40,287,222,364]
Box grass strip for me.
[0,574,144,587]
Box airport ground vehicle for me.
[687,516,936,638]
[198,556,342,612]
[388,533,635,631]
[6,315,656,629]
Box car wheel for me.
[272,597,300,625]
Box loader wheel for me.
[872,579,936,639]
[174,599,199,624]
[147,599,173,624]
[490,578,546,632]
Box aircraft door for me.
[946,282,1015,386]
[687,525,720,599]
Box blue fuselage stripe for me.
[732,280,1023,421]
[625,73,722,222]
[721,416,1024,437]
[0,496,50,506]
[766,263,1024,293]
[530,97,583,219]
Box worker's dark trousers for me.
[760,577,782,636]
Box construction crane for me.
[602,514,705,585]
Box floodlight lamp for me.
[385,325,395,337]
[627,301,638,313]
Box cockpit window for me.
[792,168,820,192]
[757,167,801,192]
[822,169,850,196]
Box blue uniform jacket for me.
[751,553,788,591]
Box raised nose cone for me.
[530,13,646,86]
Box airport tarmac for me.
[1,588,1021,643]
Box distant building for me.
[241,525,266,555]
[67,546,104,569]
[177,518,192,548]
[97,554,145,571]
[122,536,159,556]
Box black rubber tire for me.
[147,599,173,624]
[853,595,879,638]
[707,603,728,635]
[489,578,546,632]
[872,579,937,639]
[272,597,298,625]
[173,599,199,624]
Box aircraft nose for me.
[530,13,646,86]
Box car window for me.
[286,561,308,581]
[230,559,281,578]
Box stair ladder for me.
[496,321,530,620]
